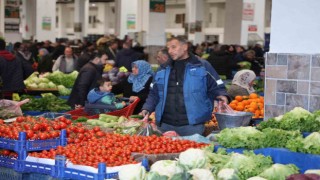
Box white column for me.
[115,0,139,39]
[57,3,67,38]
[224,0,265,46]
[240,0,265,46]
[0,0,5,37]
[73,0,86,39]
[185,0,205,45]
[98,3,110,35]
[20,0,36,40]
[270,0,320,53]
[35,0,56,42]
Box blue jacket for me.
[142,54,229,125]
[87,88,124,109]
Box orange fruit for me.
[235,96,243,102]
[229,103,237,110]
[236,104,245,111]
[231,100,238,104]
[249,93,259,99]
[249,102,258,110]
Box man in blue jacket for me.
[141,37,229,136]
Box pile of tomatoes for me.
[0,116,208,168]
[30,134,208,167]
[0,116,71,140]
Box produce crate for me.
[0,130,67,152]
[214,146,320,173]
[0,166,24,180]
[38,112,71,119]
[0,155,16,168]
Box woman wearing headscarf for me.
[37,48,54,73]
[227,70,256,100]
[112,60,153,114]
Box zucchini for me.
[129,115,144,119]
[99,114,119,121]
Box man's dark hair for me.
[0,39,6,50]
[91,50,107,60]
[97,77,111,86]
[168,36,188,44]
[158,48,169,57]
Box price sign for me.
[150,0,166,13]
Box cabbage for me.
[118,164,146,180]
[258,164,299,180]
[149,160,183,179]
[216,127,264,149]
[57,85,71,95]
[287,132,320,154]
[47,82,57,88]
[246,176,267,180]
[223,152,273,179]
[39,77,50,83]
[26,83,38,89]
[38,82,48,89]
[188,168,214,180]
[178,148,207,170]
[305,169,320,175]
[217,168,240,180]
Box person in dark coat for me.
[37,48,54,73]
[77,42,96,71]
[105,39,119,61]
[13,42,34,77]
[207,45,237,79]
[140,37,230,136]
[114,41,144,72]
[67,51,108,109]
[112,60,153,114]
[0,39,32,93]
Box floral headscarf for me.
[128,60,153,92]
[232,70,256,94]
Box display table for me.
[214,146,320,173]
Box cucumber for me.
[102,122,118,128]
[129,115,144,119]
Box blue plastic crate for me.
[24,173,58,180]
[23,111,48,116]
[0,130,67,152]
[38,112,71,119]
[0,166,25,180]
[21,161,55,176]
[0,155,16,168]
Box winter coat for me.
[67,62,104,107]
[142,54,229,125]
[114,48,143,72]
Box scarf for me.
[232,69,256,94]
[0,50,15,61]
[128,60,153,93]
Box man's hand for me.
[139,110,149,117]
[75,104,83,109]
[216,95,229,104]
[129,96,138,102]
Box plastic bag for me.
[216,100,236,114]
[137,115,162,136]
[0,99,29,119]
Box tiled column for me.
[264,0,320,118]
[264,53,320,119]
